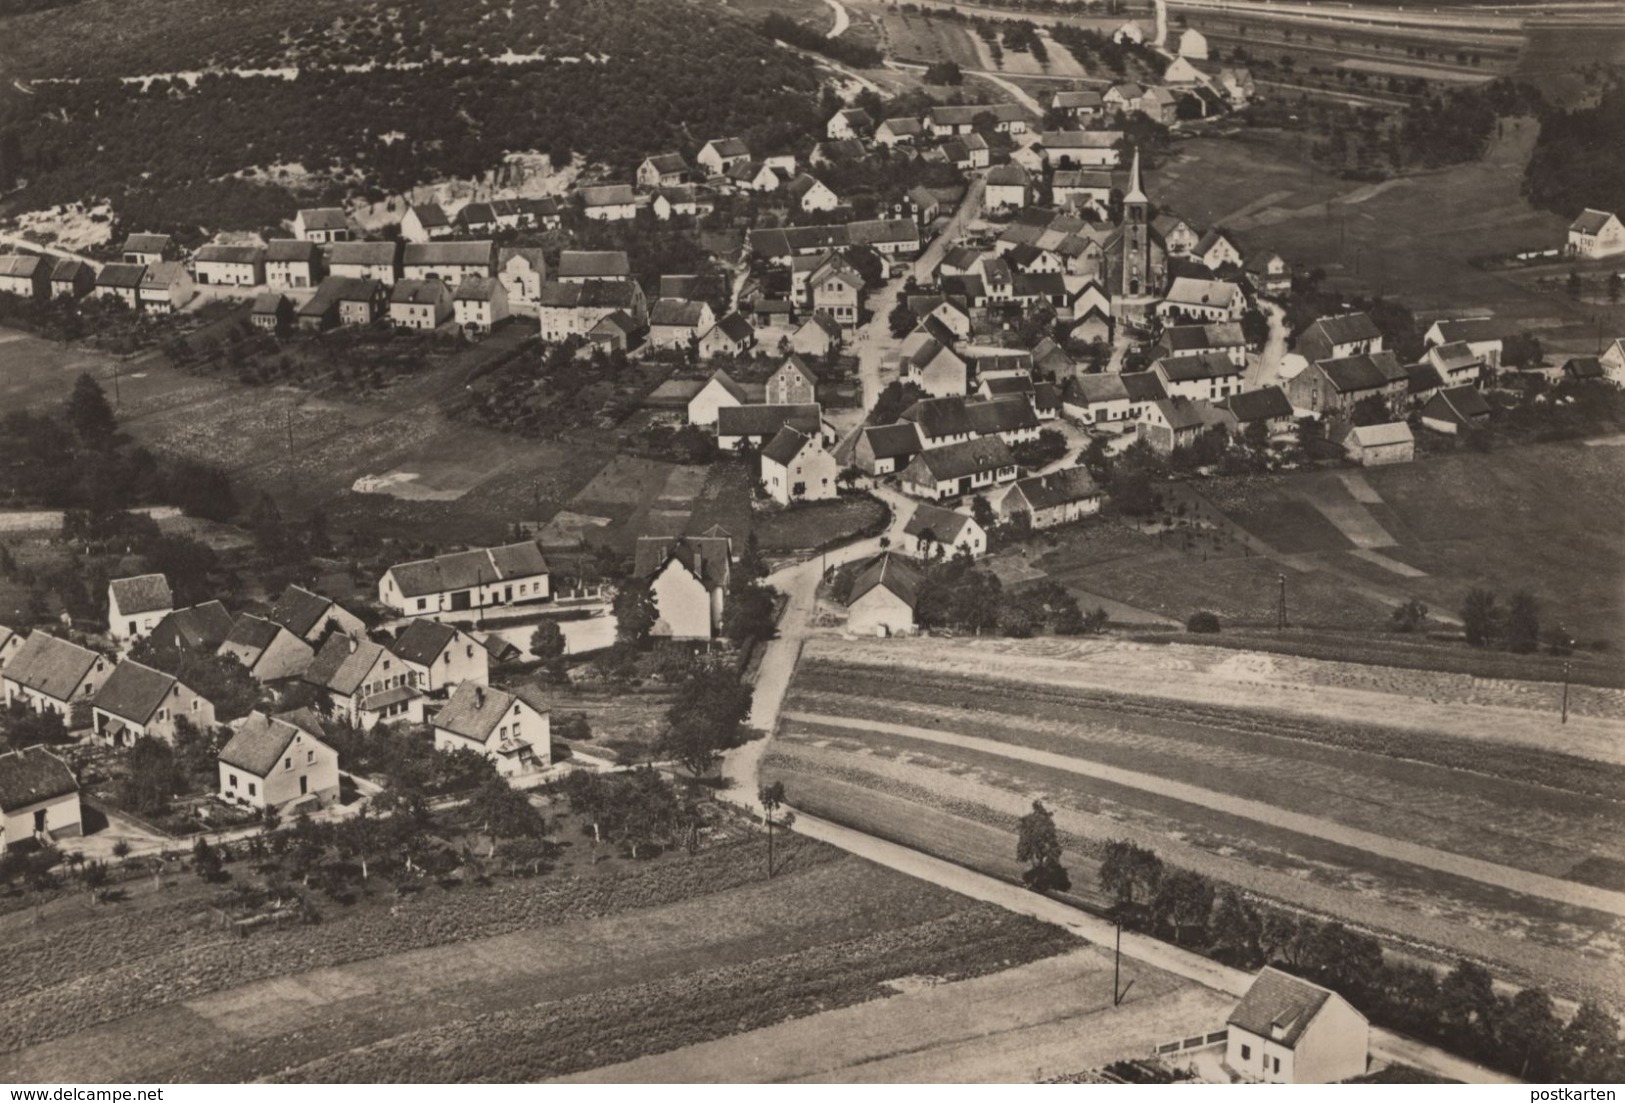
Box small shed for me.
[1337,421,1414,466]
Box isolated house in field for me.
[1,632,106,722]
[904,502,986,560]
[0,255,51,299]
[377,541,550,617]
[846,553,921,637]
[637,152,691,189]
[1225,967,1369,1084]
[121,233,175,265]
[453,275,510,334]
[95,263,146,309]
[432,682,552,780]
[328,240,400,284]
[497,247,547,315]
[147,601,235,654]
[1566,208,1625,258]
[268,585,366,646]
[266,240,321,289]
[218,614,315,683]
[635,535,732,640]
[389,278,454,330]
[0,747,81,850]
[996,468,1102,530]
[1337,421,1414,466]
[293,208,351,244]
[304,636,423,730]
[138,262,193,314]
[91,659,215,748]
[400,202,454,243]
[390,619,489,697]
[107,574,173,646]
[218,710,340,813]
[193,243,265,287]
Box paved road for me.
[915,174,984,283]
[784,710,1625,919]
[1246,299,1288,390]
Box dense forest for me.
[0,0,823,231]
[1525,82,1625,220]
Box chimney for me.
[474,686,485,709]
[693,548,703,581]
[348,637,358,654]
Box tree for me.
[1438,958,1498,1054]
[1390,598,1428,633]
[467,778,545,855]
[723,578,777,643]
[612,577,658,647]
[1562,1001,1624,1082]
[530,620,567,664]
[1294,415,1324,454]
[122,735,182,814]
[192,837,223,881]
[923,60,963,85]
[970,494,996,533]
[1460,587,1500,647]
[887,301,918,339]
[1098,839,1162,918]
[1151,868,1214,943]
[1350,393,1391,427]
[1210,889,1262,966]
[66,373,116,447]
[760,779,786,877]
[1505,590,1540,653]
[660,668,754,777]
[1016,800,1069,892]
[867,380,927,426]
[1186,610,1220,634]
[1499,987,1561,1080]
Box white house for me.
[697,137,752,175]
[218,614,315,683]
[760,425,838,506]
[2,632,107,722]
[218,710,341,812]
[266,240,321,289]
[403,241,495,283]
[1423,317,1504,370]
[391,619,490,697]
[1159,277,1246,322]
[0,747,82,850]
[293,208,351,243]
[635,534,732,640]
[649,299,716,350]
[389,279,454,331]
[1567,209,1625,258]
[1153,350,1245,402]
[984,164,1030,213]
[1225,967,1370,1084]
[378,541,551,617]
[138,262,194,314]
[1112,20,1146,43]
[433,682,551,780]
[91,660,216,748]
[497,247,547,315]
[637,153,691,189]
[995,467,1102,530]
[899,437,1018,501]
[400,203,454,243]
[107,574,174,646]
[327,241,400,284]
[846,554,921,637]
[453,275,510,334]
[903,502,986,560]
[581,184,638,222]
[826,108,874,140]
[686,369,753,427]
[1338,421,1415,466]
[193,244,265,287]
[304,636,423,730]
[1178,27,1209,59]
[788,174,841,214]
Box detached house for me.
[716,403,822,452]
[122,233,174,266]
[1153,350,1244,402]
[1160,321,1248,366]
[760,425,837,506]
[453,275,510,334]
[1296,312,1383,362]
[1195,229,1244,271]
[391,619,489,696]
[698,312,757,359]
[268,584,366,646]
[766,355,819,405]
[809,253,863,328]
[834,421,922,477]
[378,541,551,617]
[95,263,146,308]
[389,278,454,330]
[1226,968,1369,1084]
[107,574,173,646]
[581,184,638,221]
[637,153,692,189]
[403,240,495,283]
[218,614,315,683]
[305,636,423,729]
[251,292,293,331]
[1159,277,1246,322]
[875,117,925,146]
[0,747,82,851]
[497,247,547,315]
[899,437,1018,501]
[697,137,752,176]
[636,534,733,640]
[984,164,1030,213]
[92,660,215,747]
[2,632,107,722]
[1062,373,1132,427]
[293,209,351,243]
[148,601,234,654]
[648,298,716,349]
[0,255,51,299]
[400,203,454,243]
[266,240,321,289]
[790,312,843,358]
[193,244,265,287]
[1420,385,1492,435]
[996,468,1102,530]
[1567,208,1625,258]
[904,502,986,560]
[1425,340,1485,388]
[1338,421,1415,466]
[218,710,341,812]
[1138,396,1209,453]
[1212,386,1295,438]
[1285,350,1407,418]
[1424,317,1504,370]
[1038,130,1122,169]
[434,682,552,780]
[826,108,874,140]
[138,262,193,314]
[788,174,841,214]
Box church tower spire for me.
[1120,144,1151,301]
[1125,145,1148,205]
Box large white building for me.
[378,542,551,617]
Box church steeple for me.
[1125,145,1148,205]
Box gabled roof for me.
[387,542,549,598]
[558,250,631,279]
[0,746,78,812]
[1429,340,1480,371]
[1429,317,1504,344]
[390,619,460,667]
[1155,396,1208,431]
[1156,351,1241,382]
[268,585,339,639]
[122,233,171,254]
[93,660,182,726]
[1569,208,1617,235]
[498,246,546,273]
[986,164,1029,187]
[434,681,550,743]
[982,375,1035,398]
[539,280,640,309]
[403,241,494,267]
[251,291,288,315]
[787,174,833,203]
[698,368,750,405]
[879,117,924,136]
[390,278,452,306]
[848,553,921,608]
[1424,385,1492,425]
[1040,130,1121,149]
[581,184,636,207]
[151,601,235,651]
[1067,373,1130,405]
[902,396,976,440]
[773,353,819,386]
[1342,421,1414,448]
[1318,352,1402,393]
[328,240,400,268]
[1164,276,1242,308]
[845,218,920,247]
[49,258,89,283]
[4,632,101,700]
[762,424,816,467]
[905,436,1016,481]
[834,107,874,128]
[966,395,1039,436]
[716,402,821,439]
[1052,89,1104,109]
[222,613,283,656]
[634,535,732,589]
[861,421,923,460]
[904,502,977,546]
[296,208,348,232]
[266,239,319,263]
[1297,311,1381,360]
[1216,385,1293,424]
[707,312,757,343]
[219,711,332,777]
[109,574,173,616]
[1228,968,1350,1050]
[929,103,1025,125]
[1196,228,1240,257]
[305,636,388,697]
[409,202,451,228]
[1120,371,1167,402]
[96,263,147,289]
[194,244,265,265]
[650,299,710,327]
[1008,467,1101,511]
[704,137,751,158]
[453,275,503,302]
[643,152,690,174]
[140,261,188,291]
[1563,356,1605,379]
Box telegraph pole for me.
[1113,917,1134,1007]
[1277,573,1287,630]
[1561,661,1571,725]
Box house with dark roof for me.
[1295,312,1383,363]
[1037,129,1122,169]
[827,107,875,141]
[902,333,970,398]
[1424,340,1485,388]
[251,291,293,331]
[846,554,922,637]
[790,311,843,358]
[378,541,550,618]
[834,421,922,477]
[899,437,1018,501]
[0,254,52,299]
[716,403,823,452]
[218,710,340,812]
[996,467,1102,530]
[1195,228,1243,271]
[268,585,366,645]
[1423,318,1504,370]
[1159,321,1248,366]
[1152,350,1245,403]
[1562,355,1606,382]
[138,261,194,314]
[2,632,107,722]
[901,396,977,449]
[904,502,986,560]
[266,239,321,289]
[761,425,837,506]
[635,535,733,640]
[47,258,95,300]
[698,312,758,360]
[637,152,692,190]
[697,137,752,176]
[304,635,422,729]
[218,614,315,683]
[403,240,496,283]
[1420,385,1492,435]
[538,278,649,341]
[293,208,351,244]
[1225,967,1369,1083]
[648,298,717,350]
[107,574,173,647]
[193,243,265,287]
[121,232,175,265]
[388,278,454,330]
[327,240,400,284]
[875,117,925,146]
[92,659,215,747]
[1137,396,1209,453]
[401,202,454,243]
[453,274,510,333]
[0,746,81,849]
[95,263,146,309]
[766,355,819,406]
[1212,386,1295,437]
[558,250,632,282]
[390,619,488,696]
[965,395,1041,445]
[581,184,638,221]
[147,601,235,654]
[433,682,552,780]
[1062,373,1132,426]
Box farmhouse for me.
[453,275,510,334]
[218,614,315,683]
[0,747,81,851]
[1152,350,1244,402]
[716,403,822,452]
[1285,351,1407,417]
[1420,385,1492,434]
[403,241,496,283]
[1226,968,1369,1084]
[268,585,366,645]
[1195,229,1243,271]
[808,253,863,327]
[648,298,716,349]
[927,103,1026,136]
[904,502,986,560]
[1212,386,1295,437]
[293,208,351,243]
[91,659,215,747]
[433,682,552,780]
[107,574,173,646]
[1424,317,1504,370]
[653,186,706,220]
[305,636,423,729]
[965,395,1041,445]
[767,355,819,405]
[1038,130,1123,169]
[834,421,922,477]
[846,554,921,637]
[1051,89,1104,117]
[1062,372,1132,426]
[997,468,1102,530]
[328,240,400,284]
[1425,340,1485,387]
[1159,276,1245,321]
[266,240,321,289]
[1138,396,1208,453]
[251,292,292,331]
[336,277,388,326]
[761,425,837,506]
[687,369,755,427]
[1296,312,1383,362]
[389,279,453,330]
[218,710,341,813]
[193,244,265,286]
[984,164,1031,213]
[558,250,631,282]
[400,203,454,243]
[899,437,1018,501]
[697,137,752,175]
[497,247,547,314]
[875,117,924,145]
[636,534,732,640]
[122,232,174,265]
[581,184,638,221]
[904,335,969,397]
[637,152,691,189]
[1566,208,1625,258]
[391,619,489,696]
[699,312,758,359]
[827,107,874,140]
[1160,321,1248,366]
[148,601,235,654]
[2,632,107,722]
[0,255,50,298]
[457,198,538,234]
[138,262,193,314]
[788,174,841,213]
[48,258,95,300]
[791,312,843,357]
[538,279,648,341]
[379,541,550,618]
[1338,421,1415,466]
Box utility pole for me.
[1277,572,1287,630]
[1113,917,1134,1007]
[1561,661,1571,725]
[111,362,121,410]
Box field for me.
[765,642,1625,1004]
[0,830,1085,1083]
[1199,440,1625,644]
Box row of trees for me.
[1459,588,1563,654]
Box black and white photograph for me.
[0,0,1621,1087]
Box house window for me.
[417,598,426,611]
[285,757,292,770]
[466,645,474,658]
[1272,1057,1280,1075]
[307,750,315,764]
[157,709,167,721]
[1240,1045,1251,1061]
[228,774,238,789]
[499,726,507,739]
[192,699,200,711]
[248,782,257,796]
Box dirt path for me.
[559,948,1225,1083]
[786,710,1625,918]
[823,0,850,38]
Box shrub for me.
[1186,611,1221,634]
